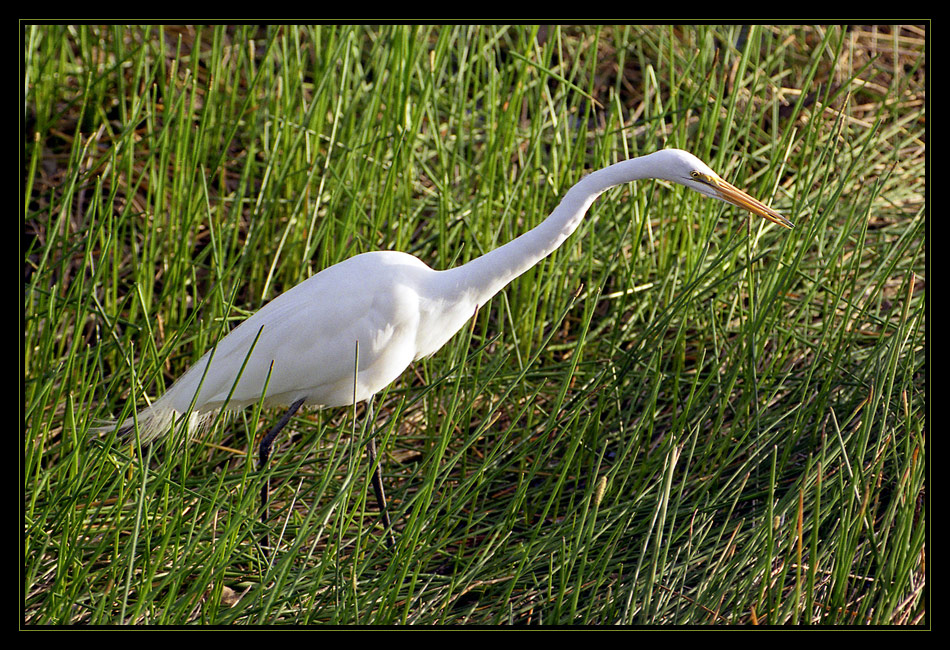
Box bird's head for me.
[657,149,794,229]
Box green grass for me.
[24,24,926,625]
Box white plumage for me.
[106,149,791,442]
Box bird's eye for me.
[690,170,701,179]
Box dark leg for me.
[366,401,396,548]
[259,397,306,549]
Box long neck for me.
[437,156,660,308]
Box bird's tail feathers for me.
[94,396,215,445]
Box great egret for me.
[104,149,792,547]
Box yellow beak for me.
[706,176,794,229]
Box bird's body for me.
[154,252,442,416]
[108,148,791,474]
[124,248,503,439]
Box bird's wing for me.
[164,253,427,412]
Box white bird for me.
[104,149,792,547]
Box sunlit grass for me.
[24,24,925,625]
